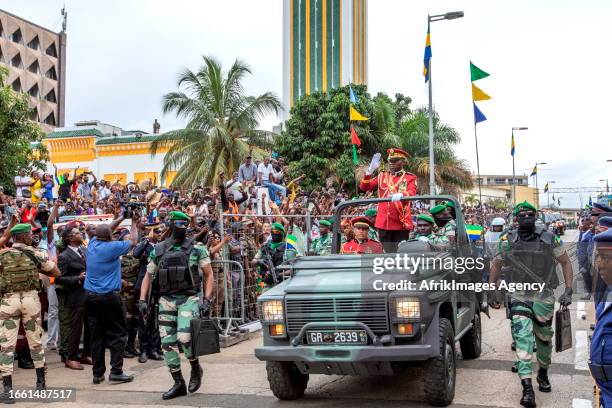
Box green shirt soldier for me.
[252,223,297,287]
[411,214,450,249]
[0,224,60,403]
[139,212,214,400]
[431,204,456,243]
[489,201,574,408]
[311,220,332,256]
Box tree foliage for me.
[152,56,281,188]
[0,67,47,194]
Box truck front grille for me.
[285,296,389,334]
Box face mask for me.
[434,216,451,228]
[172,226,187,241]
[517,217,536,231]
[271,232,283,243]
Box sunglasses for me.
[153,228,163,234]
[388,158,403,163]
[173,220,189,227]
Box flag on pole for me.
[470,61,490,81]
[544,182,549,193]
[471,83,491,101]
[350,126,361,165]
[423,22,431,82]
[349,86,358,104]
[511,133,516,156]
[530,165,538,177]
[557,197,561,206]
[588,196,593,206]
[473,103,487,124]
[350,105,368,121]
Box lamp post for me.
[511,127,528,205]
[546,180,556,208]
[427,11,464,198]
[533,161,547,207]
[599,179,609,193]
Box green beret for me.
[430,204,447,215]
[513,201,537,215]
[319,220,332,227]
[364,208,377,217]
[416,214,435,224]
[445,200,455,208]
[10,223,32,235]
[271,222,285,233]
[169,211,190,221]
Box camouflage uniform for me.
[311,233,331,256]
[413,232,450,249]
[0,244,56,376]
[147,241,210,372]
[497,229,564,379]
[121,254,140,354]
[436,219,456,241]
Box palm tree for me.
[397,108,473,195]
[151,56,282,187]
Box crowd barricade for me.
[209,259,244,335]
[217,213,334,322]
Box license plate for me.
[306,330,368,345]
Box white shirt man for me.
[14,170,32,198]
[257,160,274,184]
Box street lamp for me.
[511,127,528,205]
[427,11,464,198]
[599,179,609,193]
[546,180,556,208]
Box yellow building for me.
[42,120,176,186]
[463,174,540,208]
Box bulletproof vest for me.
[121,254,140,283]
[505,226,559,289]
[155,238,202,295]
[0,247,41,293]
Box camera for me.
[121,196,146,219]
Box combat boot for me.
[35,367,46,391]
[520,378,536,408]
[536,367,551,392]
[1,376,15,404]
[162,370,187,400]
[188,359,203,393]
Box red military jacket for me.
[359,170,417,230]
[341,239,384,254]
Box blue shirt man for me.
[84,237,132,293]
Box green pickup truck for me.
[255,196,485,406]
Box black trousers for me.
[137,304,161,354]
[68,304,91,361]
[378,229,412,253]
[85,291,127,377]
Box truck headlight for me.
[262,300,284,322]
[395,297,420,319]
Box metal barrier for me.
[210,259,244,335]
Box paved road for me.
[14,230,595,408]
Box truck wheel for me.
[423,318,455,406]
[459,312,482,359]
[266,361,308,400]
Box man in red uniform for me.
[341,217,384,255]
[359,148,417,252]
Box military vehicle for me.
[255,196,485,406]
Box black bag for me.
[190,318,220,356]
[555,306,572,352]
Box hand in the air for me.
[390,193,403,202]
[366,153,382,175]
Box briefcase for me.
[555,306,572,352]
[190,318,220,356]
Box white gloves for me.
[417,236,430,243]
[366,153,382,175]
[390,193,403,202]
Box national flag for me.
[544,183,549,193]
[470,61,490,81]
[473,103,487,124]
[557,197,561,206]
[511,134,515,156]
[349,86,358,104]
[350,126,361,165]
[471,83,491,101]
[466,224,484,241]
[588,196,593,206]
[423,23,431,82]
[530,165,537,177]
[350,105,368,121]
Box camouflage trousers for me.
[0,290,45,375]
[158,294,199,372]
[510,296,555,379]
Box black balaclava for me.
[171,223,187,242]
[271,231,284,243]
[517,212,536,239]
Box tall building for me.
[0,8,66,132]
[282,0,367,117]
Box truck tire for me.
[266,361,308,400]
[423,318,455,406]
[459,312,482,359]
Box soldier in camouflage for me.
[410,214,450,250]
[310,220,332,256]
[120,248,141,358]
[0,224,60,403]
[431,204,457,243]
[138,212,214,400]
[489,201,574,408]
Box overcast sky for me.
[3,0,611,207]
